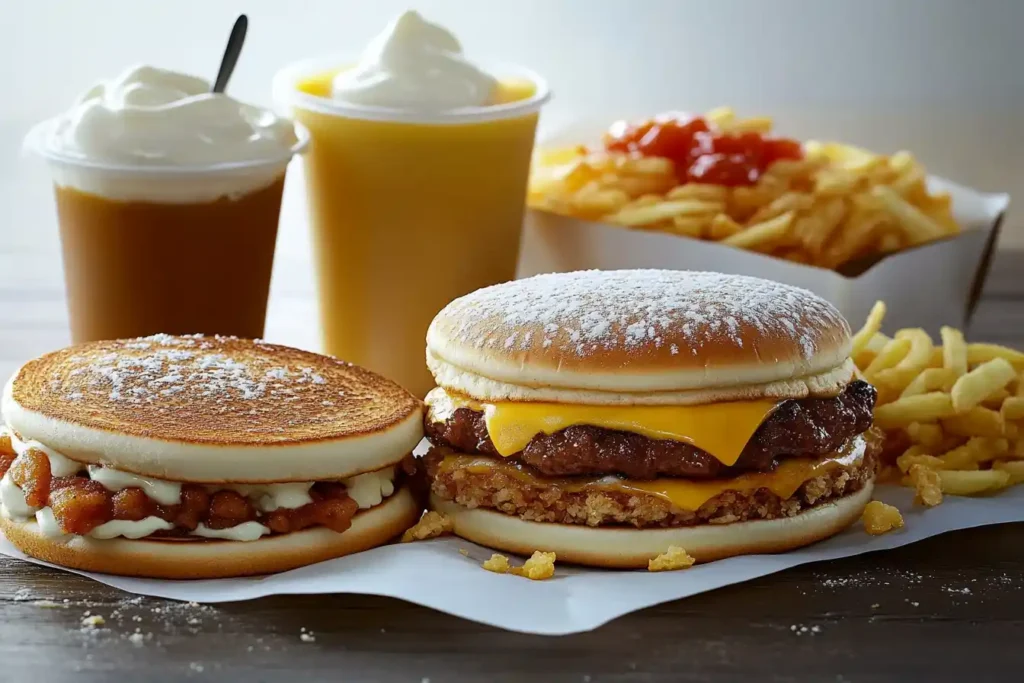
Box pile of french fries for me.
[528,108,960,271]
[853,302,1024,505]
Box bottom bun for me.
[430,480,873,569]
[1,486,419,579]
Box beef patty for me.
[425,380,876,479]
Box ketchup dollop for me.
[604,112,803,187]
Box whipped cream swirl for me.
[332,10,498,110]
[40,64,298,167]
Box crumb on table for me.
[648,546,696,572]
[862,500,905,535]
[482,553,512,574]
[481,551,557,580]
[400,511,454,543]
[909,465,943,507]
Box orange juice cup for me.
[274,57,550,396]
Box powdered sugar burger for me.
[422,270,881,567]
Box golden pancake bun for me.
[430,482,872,569]
[426,270,852,403]
[1,486,418,578]
[3,335,423,482]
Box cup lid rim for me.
[23,119,310,176]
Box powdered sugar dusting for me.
[436,270,847,359]
[46,334,339,406]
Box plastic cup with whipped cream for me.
[24,65,308,343]
[273,10,550,397]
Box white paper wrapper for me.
[2,483,1023,635]
[518,126,1010,332]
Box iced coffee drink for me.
[27,65,305,342]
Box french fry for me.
[569,186,630,218]
[900,368,956,399]
[666,184,728,202]
[874,329,933,392]
[939,436,1009,468]
[806,141,879,172]
[746,193,812,226]
[876,231,903,252]
[820,211,885,269]
[607,199,721,228]
[1002,396,1024,421]
[941,407,1005,438]
[937,440,981,470]
[897,451,947,474]
[872,187,942,245]
[618,156,675,176]
[722,211,795,251]
[629,194,664,208]
[874,392,956,430]
[723,116,773,135]
[797,197,847,256]
[950,358,1016,413]
[853,334,890,371]
[993,460,1024,485]
[906,422,945,449]
[670,216,706,238]
[936,469,1011,496]
[940,326,968,377]
[864,338,911,378]
[851,301,887,358]
[891,164,926,199]
[813,167,863,196]
[981,388,1011,409]
[966,344,1024,370]
[707,213,743,240]
[705,106,735,128]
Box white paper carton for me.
[518,178,1008,333]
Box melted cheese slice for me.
[432,389,779,466]
[438,436,866,512]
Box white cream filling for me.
[35,508,70,540]
[0,473,35,519]
[89,516,174,540]
[87,464,182,506]
[193,521,269,542]
[0,430,399,541]
[226,482,314,512]
[345,468,397,509]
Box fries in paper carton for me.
[518,123,1009,332]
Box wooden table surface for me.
[1,233,1022,681]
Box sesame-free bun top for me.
[426,270,854,405]
[2,335,423,482]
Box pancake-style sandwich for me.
[422,270,879,568]
[0,335,422,578]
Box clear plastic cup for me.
[274,56,550,396]
[24,121,308,342]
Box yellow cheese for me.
[621,437,865,510]
[477,397,779,465]
[437,436,866,512]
